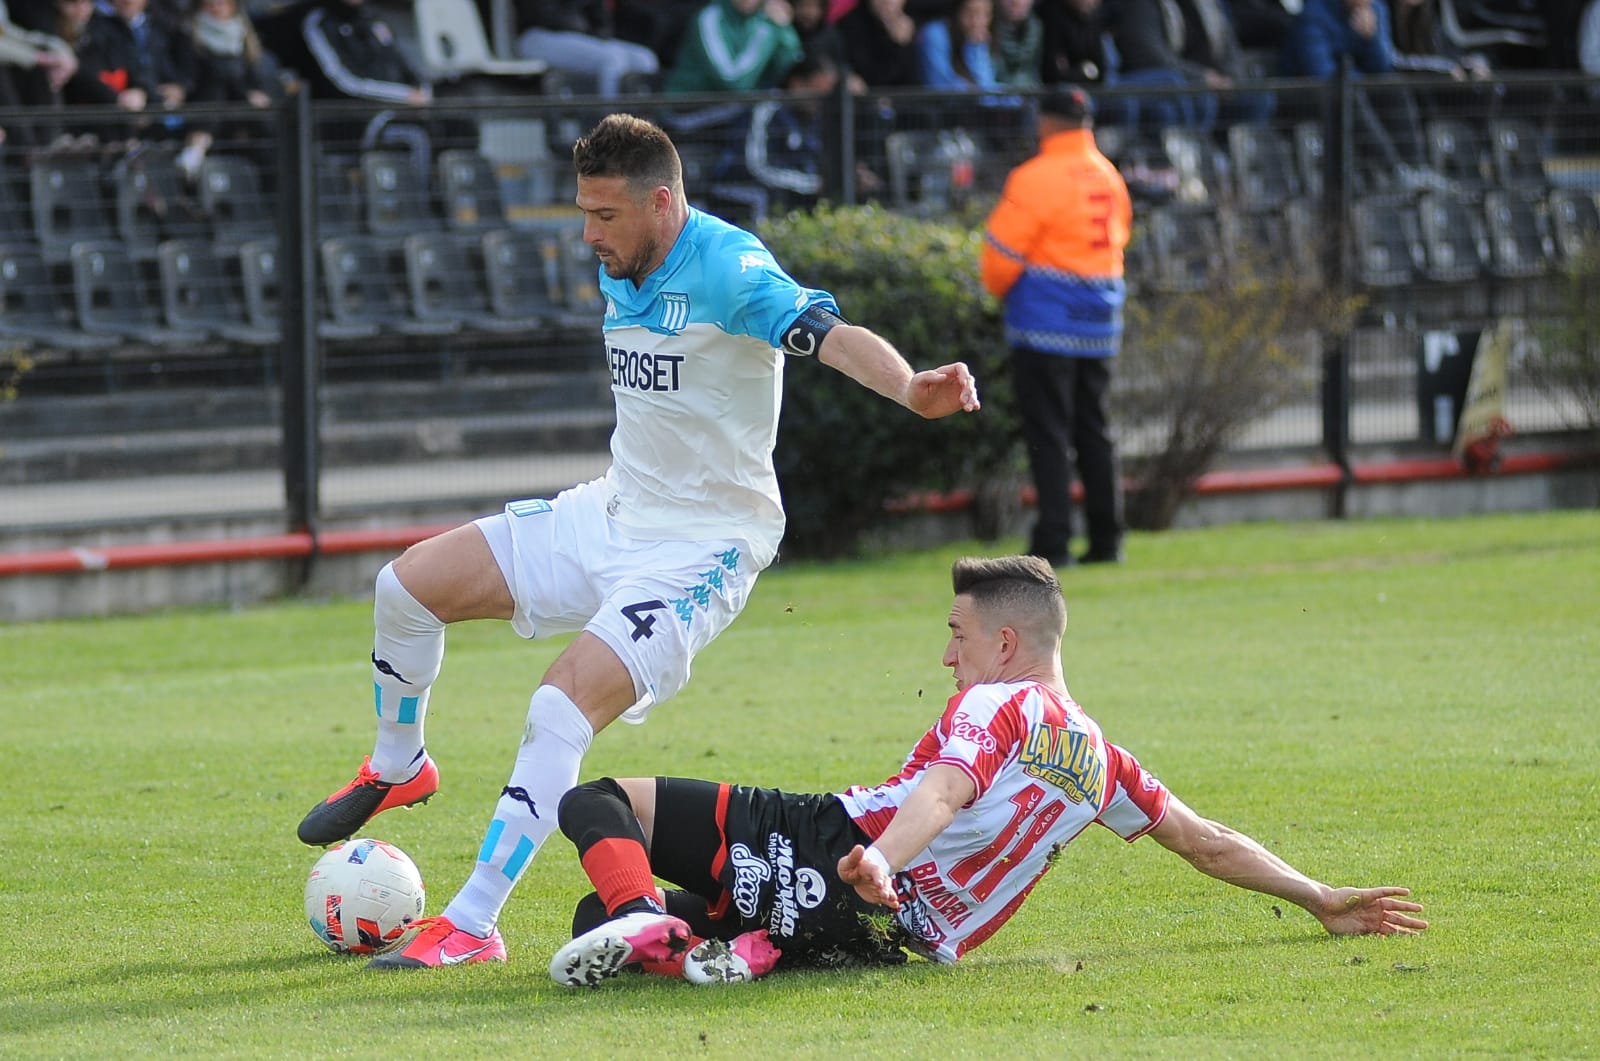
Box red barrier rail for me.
[0,453,1591,578]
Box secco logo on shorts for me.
[609,345,685,392]
[728,842,771,919]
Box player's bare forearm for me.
[1150,797,1427,936]
[818,326,980,418]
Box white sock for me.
[443,685,593,937]
[369,562,445,781]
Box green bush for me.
[1530,241,1600,447]
[761,204,1020,558]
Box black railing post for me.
[836,74,856,206]
[278,86,321,583]
[1320,63,1354,517]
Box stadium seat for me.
[0,242,118,351]
[1487,118,1547,191]
[1424,118,1491,196]
[436,149,507,234]
[559,227,604,318]
[412,0,547,81]
[1228,125,1299,212]
[1160,126,1225,206]
[1481,189,1551,279]
[199,155,275,252]
[1547,189,1600,262]
[361,150,442,240]
[1292,121,1325,203]
[885,129,979,217]
[114,149,209,261]
[1221,200,1319,283]
[238,238,379,342]
[157,239,279,345]
[31,157,117,264]
[0,163,35,243]
[1414,191,1487,282]
[481,226,568,326]
[70,240,210,346]
[315,153,364,239]
[403,230,540,333]
[1145,205,1221,293]
[320,234,461,336]
[1350,196,1423,287]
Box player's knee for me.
[557,777,631,842]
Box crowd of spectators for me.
[0,0,1595,196]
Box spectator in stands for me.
[792,0,864,90]
[80,0,195,110]
[268,0,430,105]
[1278,0,1393,78]
[612,0,702,68]
[1107,0,1210,130]
[837,0,920,87]
[187,0,280,106]
[513,0,661,97]
[1177,0,1275,121]
[180,0,282,174]
[992,0,1043,87]
[0,0,75,109]
[1039,0,1108,86]
[663,0,803,94]
[916,0,1003,91]
[1390,0,1490,79]
[1227,0,1295,51]
[1280,0,1442,192]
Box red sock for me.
[581,837,658,916]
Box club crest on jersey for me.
[1019,725,1106,806]
[658,292,690,333]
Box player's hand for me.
[838,845,900,910]
[1314,887,1428,936]
[906,362,980,418]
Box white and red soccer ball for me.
[304,838,425,954]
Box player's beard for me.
[599,234,661,286]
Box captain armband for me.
[780,305,848,357]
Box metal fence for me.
[2,71,1597,535]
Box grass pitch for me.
[3,511,1598,1059]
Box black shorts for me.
[647,777,908,969]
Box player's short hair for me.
[951,555,1067,641]
[572,113,683,200]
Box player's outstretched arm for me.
[818,325,980,418]
[1149,795,1428,937]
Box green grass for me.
[3,512,1599,1059]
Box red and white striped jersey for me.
[835,680,1170,963]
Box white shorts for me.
[474,478,762,724]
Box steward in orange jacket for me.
[980,93,1131,358]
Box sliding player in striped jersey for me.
[550,555,1427,986]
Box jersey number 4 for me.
[621,600,667,641]
[947,783,1066,902]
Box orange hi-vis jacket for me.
[980,128,1132,358]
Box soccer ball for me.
[304,838,426,955]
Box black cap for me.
[1039,85,1094,123]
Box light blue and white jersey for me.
[598,207,836,569]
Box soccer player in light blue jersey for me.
[296,112,982,969]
